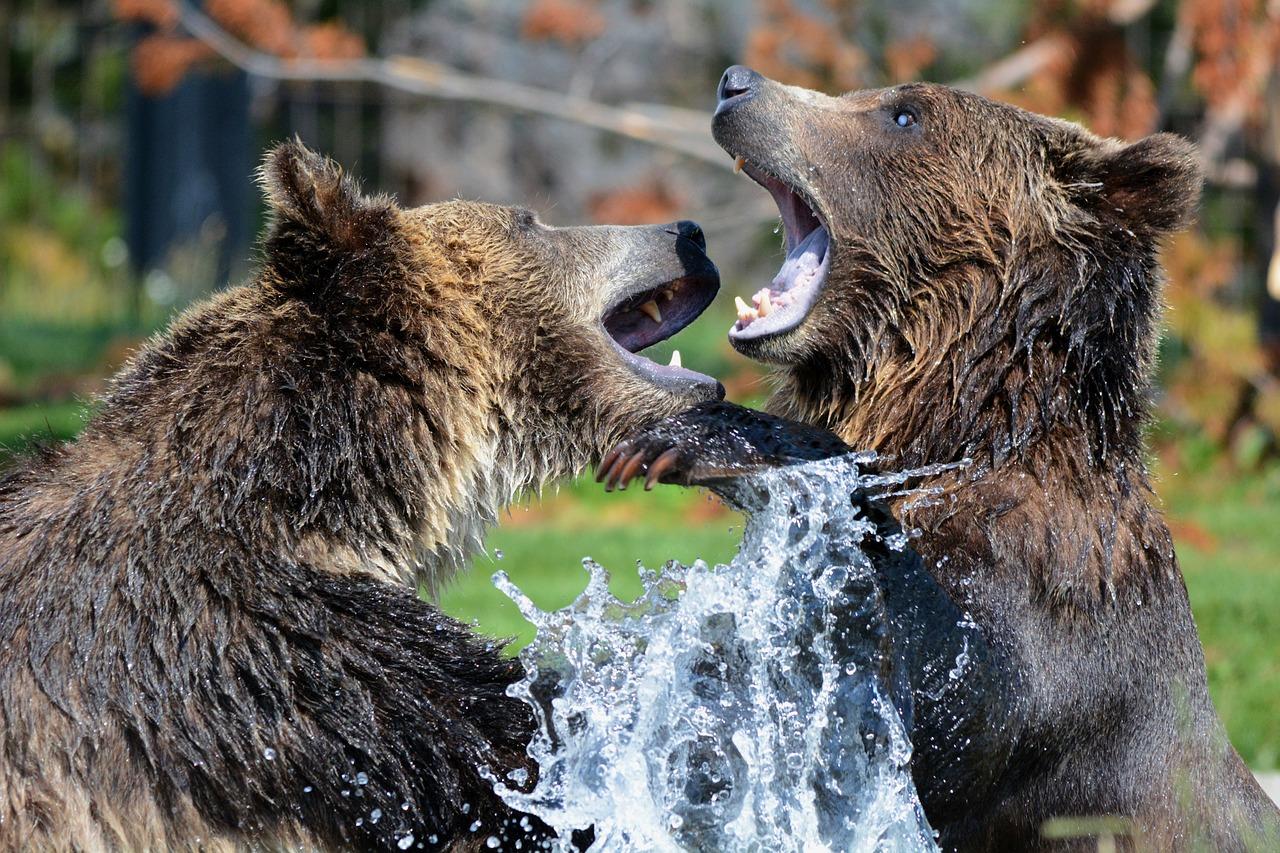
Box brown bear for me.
[0,140,722,851]
[602,68,1280,850]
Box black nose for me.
[717,65,761,106]
[669,220,706,251]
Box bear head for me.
[712,69,1201,465]
[170,140,723,584]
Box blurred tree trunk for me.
[125,9,252,314]
[1260,69,1280,377]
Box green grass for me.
[0,319,133,384]
[0,399,92,453]
[439,479,742,647]
[1158,469,1280,770]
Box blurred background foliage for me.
[0,0,1278,768]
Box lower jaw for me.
[728,283,825,349]
[729,226,829,344]
[726,329,803,365]
[611,338,724,399]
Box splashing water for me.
[489,455,942,851]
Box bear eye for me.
[893,107,919,128]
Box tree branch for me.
[176,1,729,169]
[951,35,1071,95]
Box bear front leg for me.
[597,401,852,491]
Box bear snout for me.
[716,65,763,114]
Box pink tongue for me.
[772,225,829,293]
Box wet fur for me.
[702,80,1278,849]
[0,141,716,850]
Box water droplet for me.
[262,748,277,761]
[397,834,415,850]
[486,837,501,849]
[355,771,369,786]
[494,549,504,560]
[469,819,482,832]
[370,808,382,823]
[302,785,313,793]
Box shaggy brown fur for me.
[606,70,1280,850]
[0,141,720,851]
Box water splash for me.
[491,455,939,851]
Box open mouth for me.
[602,269,721,394]
[729,157,830,342]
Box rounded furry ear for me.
[1095,133,1203,235]
[258,138,390,250]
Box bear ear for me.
[258,138,389,250]
[1092,133,1203,235]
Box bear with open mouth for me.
[605,68,1280,850]
[0,140,721,851]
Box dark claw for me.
[645,448,681,490]
[603,446,634,491]
[609,451,634,490]
[600,403,851,496]
[605,449,631,492]
[596,447,623,483]
[617,451,649,490]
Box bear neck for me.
[79,283,550,595]
[772,243,1182,605]
[776,244,1164,480]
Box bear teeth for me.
[640,300,663,323]
[669,349,682,368]
[735,289,797,329]
[734,155,747,174]
[755,288,773,317]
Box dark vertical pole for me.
[1259,189,1280,375]
[1258,75,1280,380]
[124,17,252,317]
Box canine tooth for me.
[640,300,662,323]
[669,349,682,368]
[734,155,746,174]
[735,296,753,316]
[758,291,773,317]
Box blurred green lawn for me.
[1,306,1276,770]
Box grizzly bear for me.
[602,68,1280,850]
[0,140,721,851]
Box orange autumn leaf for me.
[521,0,606,45]
[113,0,178,29]
[205,0,298,57]
[587,183,684,227]
[131,34,214,95]
[301,22,366,62]
[884,35,937,83]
